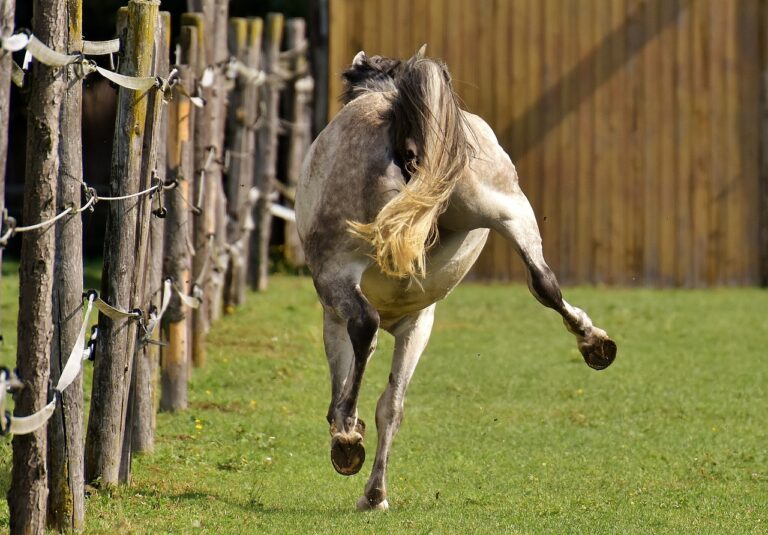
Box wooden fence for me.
[328,0,768,287]
[0,0,312,531]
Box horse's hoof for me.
[578,329,617,370]
[331,432,365,476]
[356,495,389,511]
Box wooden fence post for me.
[250,13,284,291]
[119,4,168,482]
[224,17,262,310]
[210,0,230,324]
[0,0,14,284]
[47,0,85,529]
[132,10,171,454]
[85,0,159,488]
[760,0,768,286]
[8,0,66,531]
[161,23,198,412]
[284,18,312,268]
[181,10,210,368]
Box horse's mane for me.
[346,49,473,279]
[341,54,402,104]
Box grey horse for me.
[295,47,617,511]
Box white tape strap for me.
[25,35,79,67]
[200,66,215,88]
[9,398,57,435]
[55,294,96,392]
[82,38,120,55]
[176,82,205,108]
[144,279,172,340]
[1,32,30,52]
[175,283,202,309]
[94,297,140,321]
[271,203,296,223]
[233,60,266,86]
[95,65,157,92]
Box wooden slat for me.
[674,0,693,286]
[707,0,726,284]
[739,0,761,284]
[361,0,379,54]
[642,0,661,285]
[557,0,578,284]
[691,0,711,286]
[625,0,644,285]
[575,0,597,283]
[593,0,614,284]
[607,0,627,285]
[429,0,445,59]
[659,0,678,285]
[327,0,348,118]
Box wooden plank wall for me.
[327,0,765,287]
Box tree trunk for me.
[85,0,159,488]
[9,1,66,532]
[47,0,85,529]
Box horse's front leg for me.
[357,304,435,511]
[317,263,379,476]
[490,188,617,369]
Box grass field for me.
[1,262,767,533]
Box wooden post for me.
[760,0,768,286]
[47,0,85,529]
[250,13,284,291]
[161,24,198,412]
[181,10,210,368]
[187,0,229,326]
[284,18,312,268]
[210,0,229,323]
[0,0,15,282]
[85,0,159,488]
[309,0,329,135]
[224,17,262,310]
[8,0,66,531]
[132,10,171,455]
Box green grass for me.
[1,262,767,533]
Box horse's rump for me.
[345,51,473,280]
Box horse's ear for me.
[414,44,427,59]
[352,50,367,67]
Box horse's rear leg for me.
[357,305,435,511]
[317,265,379,475]
[492,191,617,369]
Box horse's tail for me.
[348,53,472,279]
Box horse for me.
[295,46,617,511]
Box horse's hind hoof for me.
[578,328,617,370]
[331,433,365,475]
[356,495,389,511]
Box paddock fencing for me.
[328,0,768,287]
[0,0,313,531]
